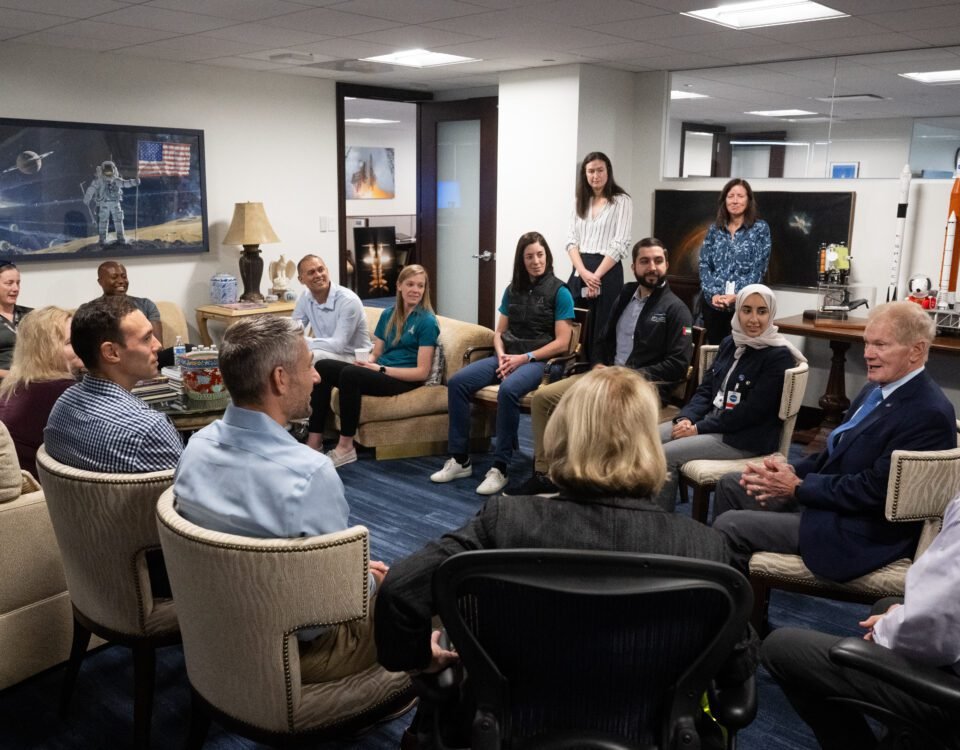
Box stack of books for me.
[160,366,184,396]
[132,375,179,405]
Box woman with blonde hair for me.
[308,264,439,467]
[0,306,83,477]
[374,367,756,688]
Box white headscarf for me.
[730,284,807,363]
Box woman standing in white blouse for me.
[566,151,632,361]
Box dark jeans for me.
[762,620,960,750]
[309,359,419,437]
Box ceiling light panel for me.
[683,1,847,30]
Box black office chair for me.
[422,550,756,750]
[828,637,960,750]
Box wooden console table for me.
[195,301,296,345]
[776,314,960,447]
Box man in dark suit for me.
[713,301,956,582]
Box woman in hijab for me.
[655,283,806,512]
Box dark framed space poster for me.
[0,117,208,261]
[653,190,855,289]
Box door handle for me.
[471,250,494,262]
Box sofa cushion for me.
[0,423,22,504]
[333,384,448,423]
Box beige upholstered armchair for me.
[154,489,414,745]
[156,300,190,348]
[0,424,74,690]
[749,445,960,631]
[676,344,810,522]
[36,446,178,750]
[330,307,496,459]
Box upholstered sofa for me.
[330,307,496,459]
[0,423,73,690]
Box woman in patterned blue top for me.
[698,178,771,344]
[309,264,439,468]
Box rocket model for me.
[948,153,960,293]
[938,212,957,309]
[887,164,912,302]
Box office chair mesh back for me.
[435,551,750,748]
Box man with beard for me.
[173,315,396,684]
[506,237,693,496]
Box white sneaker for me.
[476,467,508,495]
[430,457,472,483]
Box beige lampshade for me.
[223,202,280,246]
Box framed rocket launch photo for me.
[0,117,208,262]
[345,146,395,200]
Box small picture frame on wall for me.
[0,116,208,261]
[830,162,860,179]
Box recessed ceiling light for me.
[746,109,819,117]
[730,140,811,146]
[814,93,885,102]
[269,52,315,64]
[899,69,960,85]
[360,49,478,68]
[683,0,847,30]
[671,90,709,100]
[345,118,401,125]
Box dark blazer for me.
[374,494,758,685]
[678,336,796,454]
[796,369,956,581]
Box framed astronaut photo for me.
[0,117,208,262]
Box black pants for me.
[762,611,960,750]
[701,300,734,345]
[566,254,623,363]
[310,359,419,437]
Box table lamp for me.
[223,202,279,302]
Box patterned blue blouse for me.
[698,219,771,301]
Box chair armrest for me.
[707,675,757,731]
[463,345,496,365]
[829,638,960,710]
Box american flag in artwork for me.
[138,141,191,177]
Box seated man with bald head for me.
[97,261,163,344]
[712,301,956,583]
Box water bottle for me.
[173,335,186,363]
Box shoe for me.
[476,467,508,495]
[325,446,357,468]
[503,471,560,498]
[431,457,472,483]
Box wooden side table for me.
[195,301,296,345]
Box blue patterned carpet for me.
[0,419,869,749]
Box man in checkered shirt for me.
[44,296,182,473]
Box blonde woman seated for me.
[0,306,83,478]
[307,264,439,468]
[655,284,805,512]
[376,367,757,690]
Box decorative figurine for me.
[907,274,937,309]
[269,254,296,296]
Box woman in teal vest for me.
[430,232,575,495]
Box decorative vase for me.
[177,350,229,402]
[210,273,238,304]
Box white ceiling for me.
[3,0,960,123]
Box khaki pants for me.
[298,597,379,684]
[531,374,586,473]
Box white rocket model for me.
[938,212,957,309]
[887,164,912,302]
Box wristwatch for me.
[379,365,386,374]
[527,352,536,362]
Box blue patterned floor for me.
[0,417,868,749]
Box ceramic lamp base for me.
[239,245,264,302]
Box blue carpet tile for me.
[0,417,867,749]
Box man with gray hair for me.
[174,315,392,683]
[713,301,956,583]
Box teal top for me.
[374,306,440,368]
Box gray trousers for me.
[711,471,800,574]
[655,423,752,513]
[762,621,960,750]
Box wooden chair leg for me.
[185,688,212,750]
[677,473,690,505]
[60,614,92,718]
[132,644,157,750]
[749,578,772,636]
[691,483,714,525]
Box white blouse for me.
[565,193,633,263]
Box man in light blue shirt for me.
[292,254,370,363]
[174,315,391,684]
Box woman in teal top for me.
[309,264,439,467]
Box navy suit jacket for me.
[796,369,956,581]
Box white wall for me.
[345,116,416,217]
[0,43,339,341]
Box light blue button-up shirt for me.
[174,404,349,539]
[292,283,370,362]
